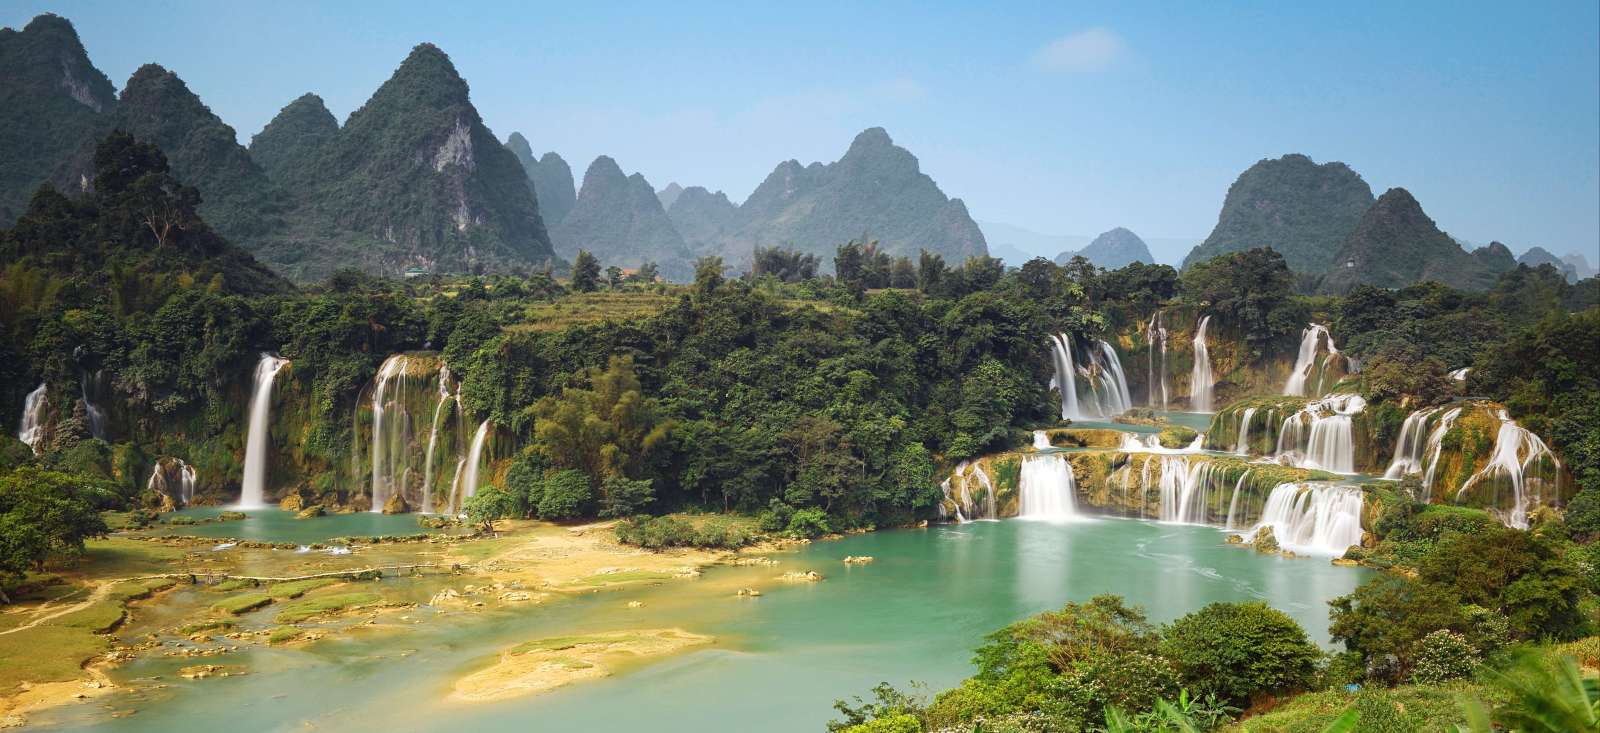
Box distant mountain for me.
[666,186,739,256]
[657,182,684,211]
[1184,153,1374,272]
[1319,187,1515,293]
[504,132,575,227]
[552,156,693,279]
[271,44,555,280]
[1056,227,1152,269]
[979,220,1086,265]
[1517,246,1579,282]
[0,14,117,224]
[721,127,988,270]
[1562,252,1598,280]
[249,93,338,182]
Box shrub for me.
[598,476,654,518]
[759,500,793,532]
[1565,487,1600,542]
[538,469,592,520]
[695,516,753,548]
[463,485,517,530]
[1157,426,1199,449]
[1409,629,1479,683]
[1078,650,1180,718]
[1159,602,1321,707]
[614,515,695,549]
[786,508,832,538]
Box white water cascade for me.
[1419,408,1463,496]
[1448,367,1471,382]
[147,458,197,507]
[1018,454,1078,520]
[1274,394,1365,474]
[457,419,492,509]
[1146,311,1169,410]
[1050,334,1133,420]
[78,370,107,440]
[1383,408,1437,479]
[1088,340,1133,417]
[240,353,289,509]
[1158,457,1223,524]
[368,355,412,512]
[1224,469,1254,530]
[1118,432,1206,455]
[1049,334,1080,420]
[1460,410,1561,530]
[1233,407,1258,454]
[17,383,47,454]
[939,461,1000,522]
[420,366,459,514]
[1244,483,1364,556]
[1284,324,1345,397]
[1188,316,1214,412]
[1032,430,1051,450]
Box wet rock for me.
[842,556,873,565]
[778,571,823,582]
[736,588,761,597]
[294,505,325,520]
[279,495,304,512]
[382,493,409,515]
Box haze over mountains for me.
[0,13,1590,291]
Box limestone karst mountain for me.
[656,182,684,211]
[667,186,740,256]
[1318,187,1515,293]
[718,127,988,271]
[1184,153,1375,273]
[505,132,576,227]
[1055,227,1153,269]
[249,93,339,182]
[552,156,693,279]
[0,14,117,224]
[268,44,555,280]
[1516,246,1580,282]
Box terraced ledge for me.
[451,629,713,703]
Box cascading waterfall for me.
[1118,432,1206,454]
[240,353,289,509]
[1459,410,1561,530]
[147,458,197,507]
[1089,340,1133,417]
[420,366,459,514]
[1018,454,1077,520]
[1419,408,1462,495]
[1224,469,1253,530]
[78,370,108,440]
[368,355,412,512]
[1049,334,1080,420]
[1274,394,1364,474]
[1146,311,1169,409]
[1448,367,1471,382]
[1050,334,1132,420]
[939,461,1001,522]
[1284,324,1346,397]
[1158,457,1222,524]
[1382,408,1436,479]
[1188,316,1214,412]
[458,419,492,507]
[1032,430,1051,450]
[17,383,47,454]
[1233,407,1258,454]
[1244,483,1363,556]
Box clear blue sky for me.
[8,1,1599,262]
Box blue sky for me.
[8,1,1598,263]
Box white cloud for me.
[1034,28,1124,71]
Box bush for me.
[463,485,517,530]
[614,515,696,549]
[1409,629,1479,683]
[1157,426,1199,450]
[695,516,754,548]
[1078,650,1180,718]
[598,476,654,518]
[1565,487,1600,542]
[1159,602,1321,707]
[759,500,794,532]
[538,469,592,520]
[786,508,832,538]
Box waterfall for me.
[1089,340,1133,417]
[368,355,412,512]
[459,419,492,506]
[1118,432,1206,455]
[1224,469,1253,530]
[1274,394,1364,474]
[240,353,289,509]
[1050,333,1081,420]
[148,458,197,507]
[1244,483,1363,556]
[1032,430,1051,450]
[1459,410,1561,530]
[78,370,107,440]
[420,366,458,514]
[1234,407,1258,454]
[17,383,47,454]
[1146,311,1169,410]
[1383,408,1437,479]
[1420,408,1462,495]
[939,461,999,521]
[1448,367,1470,382]
[1158,457,1221,524]
[1018,454,1077,520]
[1188,316,1214,412]
[1284,324,1345,397]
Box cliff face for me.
[1184,154,1374,273]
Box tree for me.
[889,257,917,289]
[599,476,654,518]
[0,467,110,601]
[605,265,624,288]
[917,250,947,295]
[538,469,592,520]
[836,240,867,297]
[693,256,725,297]
[1159,601,1321,707]
[531,355,671,485]
[463,485,516,531]
[571,250,600,292]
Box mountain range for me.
[1054,227,1153,269]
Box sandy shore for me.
[450,628,713,703]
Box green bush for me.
[598,476,654,518]
[759,500,793,532]
[1157,426,1199,449]
[839,715,919,733]
[1565,487,1600,542]
[1409,629,1479,683]
[614,515,695,549]
[694,516,753,549]
[1159,601,1321,707]
[786,508,832,538]
[538,469,592,520]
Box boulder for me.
[279,494,304,512]
[1250,526,1280,554]
[295,505,326,520]
[382,493,409,515]
[842,556,874,565]
[348,494,373,513]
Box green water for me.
[144,508,460,544]
[40,518,1367,733]
[1065,410,1216,434]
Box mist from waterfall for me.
[1146,311,1169,410]
[1284,324,1346,397]
[17,383,46,454]
[1244,483,1363,556]
[1018,454,1078,520]
[1188,316,1214,412]
[240,353,289,509]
